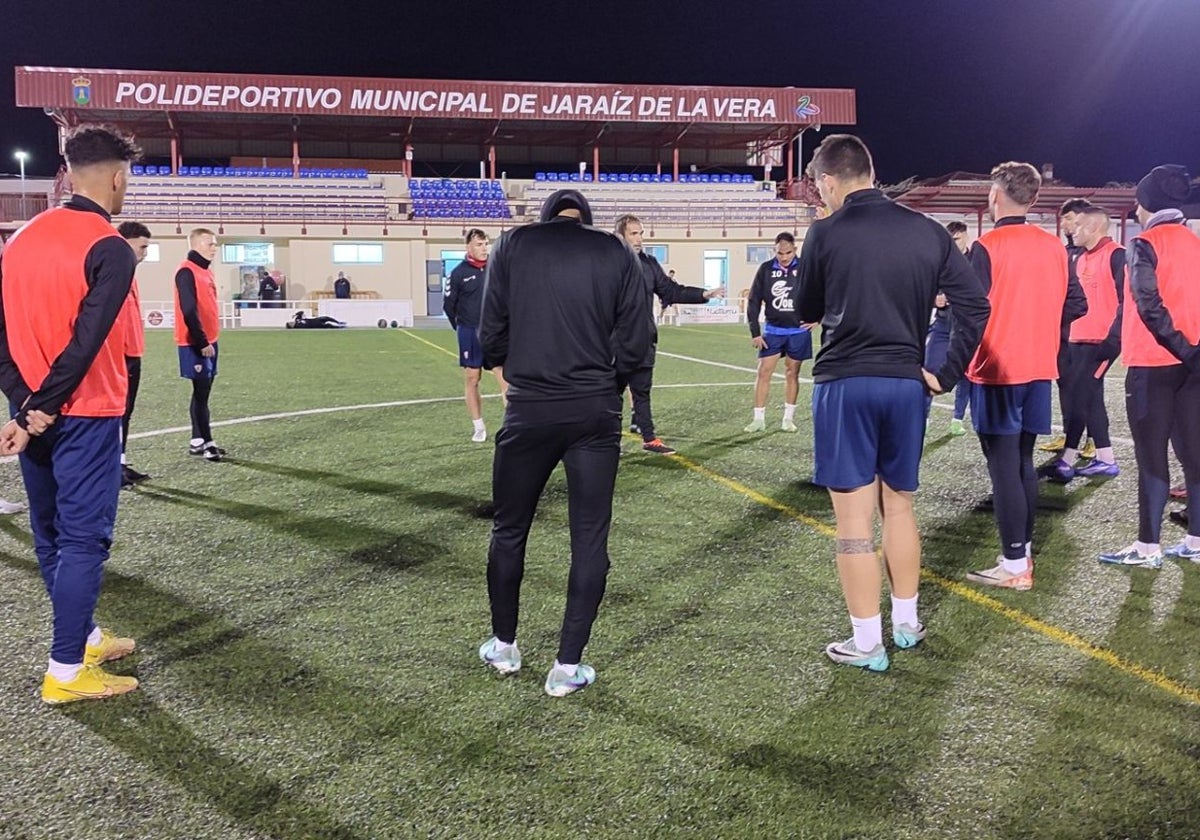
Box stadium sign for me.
[17,67,855,126]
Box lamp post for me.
[14,150,28,219]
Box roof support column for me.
[292,136,300,178]
[786,137,794,184]
[593,145,600,182]
[672,146,679,183]
[170,134,179,176]
[488,144,496,181]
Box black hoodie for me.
[479,190,652,401]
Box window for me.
[441,249,466,277]
[702,249,728,290]
[332,243,384,264]
[746,245,773,264]
[644,244,668,263]
[222,243,274,265]
[143,243,161,263]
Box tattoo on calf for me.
[837,538,875,555]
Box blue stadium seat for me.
[720,174,732,183]
[582,174,592,182]
[131,165,145,176]
[568,173,580,182]
[212,167,225,176]
[618,173,631,183]
[200,166,213,176]
[661,174,672,183]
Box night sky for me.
[2,0,1198,185]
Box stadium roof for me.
[16,67,855,167]
[894,175,1138,219]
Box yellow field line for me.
[399,329,458,360]
[660,446,1200,705]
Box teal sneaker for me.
[1164,542,1200,563]
[825,638,889,672]
[544,662,596,697]
[478,637,521,674]
[892,622,926,650]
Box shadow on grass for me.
[135,484,447,569]
[0,546,373,840]
[222,457,493,518]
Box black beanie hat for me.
[539,189,594,225]
[1136,165,1192,213]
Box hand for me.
[801,322,819,330]
[704,287,726,300]
[0,420,30,456]
[934,293,948,308]
[24,410,57,435]
[201,344,216,358]
[921,368,945,395]
[751,336,767,350]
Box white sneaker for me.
[0,498,26,514]
[471,427,487,443]
[781,418,798,433]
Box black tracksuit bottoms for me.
[487,394,622,665]
[1126,365,1200,543]
[627,366,656,442]
[122,355,141,453]
[1061,341,1112,451]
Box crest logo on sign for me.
[72,76,92,106]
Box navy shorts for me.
[812,376,926,492]
[178,342,218,380]
[968,380,1052,435]
[457,325,483,368]
[759,329,813,361]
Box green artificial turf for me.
[0,325,1196,840]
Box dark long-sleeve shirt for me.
[443,259,486,329]
[746,257,804,338]
[637,251,707,367]
[175,251,213,349]
[796,188,990,388]
[0,195,135,424]
[479,216,651,401]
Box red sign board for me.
[16,67,855,125]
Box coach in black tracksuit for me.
[614,213,715,454]
[479,189,650,684]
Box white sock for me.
[472,417,485,432]
[190,437,204,447]
[783,403,796,421]
[1096,447,1115,463]
[891,594,919,628]
[1025,541,1033,559]
[1062,448,1078,463]
[120,453,127,465]
[554,659,577,676]
[86,626,103,647]
[1185,535,1200,550]
[1135,541,1160,556]
[47,658,82,682]
[1002,556,1030,575]
[850,614,882,653]
[753,407,765,421]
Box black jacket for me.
[443,259,486,329]
[747,257,804,338]
[479,214,651,402]
[637,251,707,366]
[797,189,990,388]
